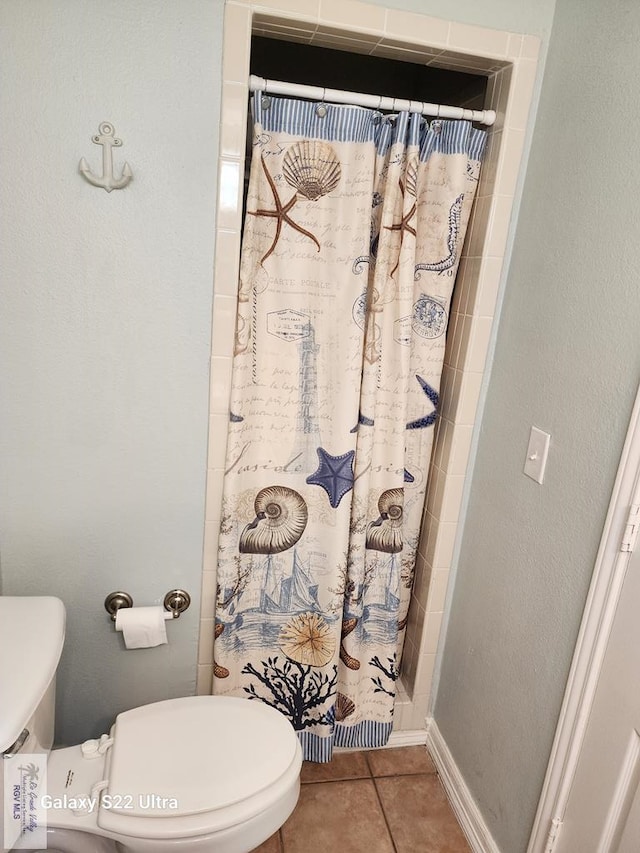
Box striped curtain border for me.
[252,92,487,162]
[420,119,487,161]
[297,720,394,761]
[253,92,380,144]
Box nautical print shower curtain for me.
[213,92,486,761]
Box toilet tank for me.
[0,596,66,757]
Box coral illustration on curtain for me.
[213,92,486,761]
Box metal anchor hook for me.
[79,122,133,192]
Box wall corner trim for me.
[527,381,640,853]
[426,717,502,853]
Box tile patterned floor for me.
[254,745,471,853]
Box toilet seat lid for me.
[103,696,299,819]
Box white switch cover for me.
[524,426,551,484]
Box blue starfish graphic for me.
[406,374,439,430]
[349,411,375,433]
[306,447,355,508]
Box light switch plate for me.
[524,426,551,484]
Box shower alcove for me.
[198,0,540,739]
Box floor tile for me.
[281,779,394,853]
[367,744,436,777]
[252,832,281,852]
[301,750,371,783]
[375,774,471,853]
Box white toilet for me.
[0,597,302,853]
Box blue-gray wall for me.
[435,0,640,850]
[0,0,222,744]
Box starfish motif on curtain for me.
[384,177,417,277]
[406,374,439,430]
[349,411,375,433]
[247,154,321,265]
[306,447,355,509]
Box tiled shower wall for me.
[196,0,540,734]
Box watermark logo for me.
[3,753,47,850]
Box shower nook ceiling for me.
[198,0,540,741]
[250,35,488,112]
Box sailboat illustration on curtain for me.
[213,92,487,761]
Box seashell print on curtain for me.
[212,92,486,761]
[238,485,308,554]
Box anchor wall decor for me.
[79,122,133,192]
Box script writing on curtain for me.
[213,92,486,762]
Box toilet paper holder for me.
[104,589,191,621]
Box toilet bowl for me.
[45,696,301,853]
[0,598,302,853]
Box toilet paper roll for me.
[115,606,170,649]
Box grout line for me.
[301,775,371,784]
[371,775,399,853]
[364,750,374,777]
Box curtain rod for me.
[249,74,496,127]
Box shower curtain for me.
[213,91,486,761]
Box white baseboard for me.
[386,728,428,748]
[426,716,501,853]
[335,728,428,753]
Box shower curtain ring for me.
[316,88,327,118]
[261,79,272,111]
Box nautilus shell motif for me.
[282,140,342,201]
[239,486,308,554]
[335,692,356,722]
[279,612,336,667]
[365,488,404,553]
